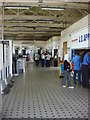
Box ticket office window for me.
[71,49,90,79]
[71,49,90,62]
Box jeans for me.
[42,59,44,67]
[74,70,81,85]
[35,60,39,66]
[82,65,89,88]
[63,70,71,87]
[46,60,50,67]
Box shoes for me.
[63,85,66,88]
[68,86,74,89]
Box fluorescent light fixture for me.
[37,20,54,23]
[41,7,65,11]
[5,6,29,9]
[11,21,27,23]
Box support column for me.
[0,2,3,118]
[9,40,13,77]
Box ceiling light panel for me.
[41,7,65,10]
[37,20,54,23]
[5,6,29,9]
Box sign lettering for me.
[72,33,90,43]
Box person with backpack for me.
[63,54,74,89]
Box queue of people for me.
[63,50,90,89]
[34,52,52,67]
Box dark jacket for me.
[64,60,70,71]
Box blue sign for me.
[72,50,75,59]
[61,64,64,74]
[79,33,90,43]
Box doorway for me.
[63,41,67,61]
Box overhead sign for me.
[71,26,89,49]
[79,33,90,43]
[72,33,90,43]
[72,38,78,42]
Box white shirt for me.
[41,54,45,59]
[46,54,51,60]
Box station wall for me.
[46,36,60,57]
[59,14,89,59]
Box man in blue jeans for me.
[72,51,81,85]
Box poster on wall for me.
[60,48,63,61]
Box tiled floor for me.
[2,63,88,119]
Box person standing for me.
[63,54,74,88]
[46,52,51,67]
[72,51,81,85]
[49,53,51,67]
[35,52,40,66]
[82,50,90,88]
[41,52,45,67]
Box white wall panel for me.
[71,26,89,49]
[9,40,12,77]
[0,44,3,71]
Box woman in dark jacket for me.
[63,54,74,88]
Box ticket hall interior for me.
[0,1,90,119]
